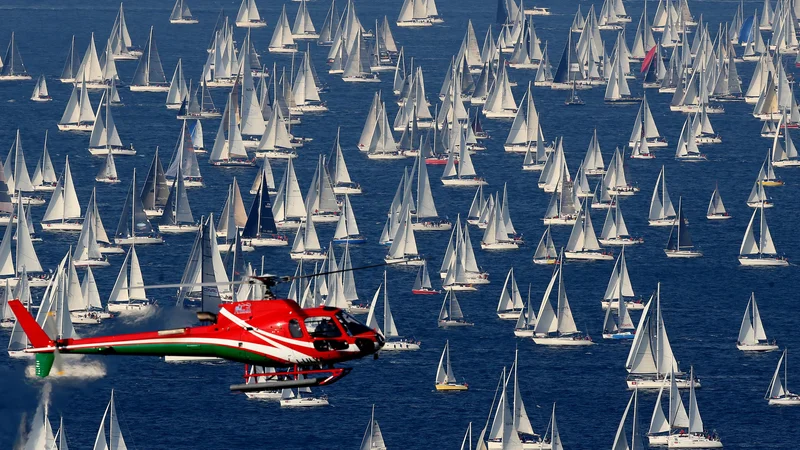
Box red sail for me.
[641,46,657,74]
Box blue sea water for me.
[1,0,799,448]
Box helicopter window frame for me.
[336,311,373,336]
[288,319,304,338]
[305,317,342,338]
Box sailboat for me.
[241,170,288,247]
[413,261,439,294]
[513,285,537,337]
[649,166,677,226]
[384,204,424,266]
[611,389,645,450]
[441,131,486,186]
[397,0,434,27]
[88,90,136,155]
[435,340,468,390]
[343,30,380,82]
[241,365,283,400]
[766,349,800,405]
[481,199,519,250]
[58,77,95,131]
[30,75,51,102]
[332,195,365,244]
[330,129,361,194]
[114,169,164,244]
[170,0,198,24]
[533,251,594,346]
[91,389,128,450]
[165,59,188,109]
[599,199,643,246]
[41,156,82,231]
[175,215,233,309]
[279,376,330,407]
[674,118,707,161]
[602,278,635,339]
[438,290,472,327]
[0,32,31,81]
[737,293,779,351]
[95,151,120,183]
[564,201,613,260]
[157,169,198,233]
[141,148,170,217]
[32,131,58,191]
[367,270,421,350]
[293,0,319,39]
[289,204,327,261]
[167,121,204,187]
[601,247,644,311]
[706,184,730,219]
[482,63,518,118]
[497,267,524,319]
[86,188,123,255]
[73,205,110,267]
[178,80,221,119]
[272,158,306,230]
[738,206,788,266]
[269,6,298,53]
[129,27,169,92]
[604,147,639,196]
[359,406,387,449]
[210,92,255,166]
[532,226,558,265]
[236,0,267,28]
[106,245,154,315]
[666,368,723,448]
[626,284,695,389]
[664,198,701,258]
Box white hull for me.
[396,20,434,27]
[108,301,154,314]
[245,390,282,400]
[0,75,32,81]
[488,441,551,450]
[564,251,614,261]
[31,96,52,102]
[737,343,779,351]
[275,220,303,231]
[627,378,696,389]
[497,311,522,320]
[292,33,320,40]
[144,208,164,218]
[648,435,669,446]
[600,299,645,311]
[41,221,83,231]
[483,110,517,118]
[57,123,93,132]
[773,160,800,167]
[129,85,170,92]
[309,214,340,224]
[384,256,425,266]
[170,18,199,24]
[533,336,594,346]
[342,76,381,83]
[649,218,677,226]
[481,241,520,250]
[667,434,723,448]
[114,236,164,245]
[236,21,267,28]
[159,224,200,233]
[768,395,800,405]
[290,104,328,113]
[522,163,546,172]
[88,147,136,156]
[543,217,577,225]
[664,250,703,258]
[255,150,297,160]
[706,213,731,220]
[70,312,103,324]
[738,256,789,266]
[290,251,327,261]
[280,397,329,407]
[439,320,474,328]
[441,177,487,186]
[599,237,644,246]
[366,153,405,160]
[95,177,121,184]
[747,201,774,209]
[333,186,362,195]
[242,237,289,247]
[382,341,421,351]
[411,221,452,231]
[443,284,478,292]
[73,259,110,268]
[514,329,535,337]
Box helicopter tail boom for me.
[8,300,57,377]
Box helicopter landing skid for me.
[230,367,352,392]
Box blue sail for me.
[739,16,754,44]
[241,172,277,238]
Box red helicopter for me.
[8,275,385,392]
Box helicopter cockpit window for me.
[288,319,304,338]
[336,311,373,336]
[306,317,341,338]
